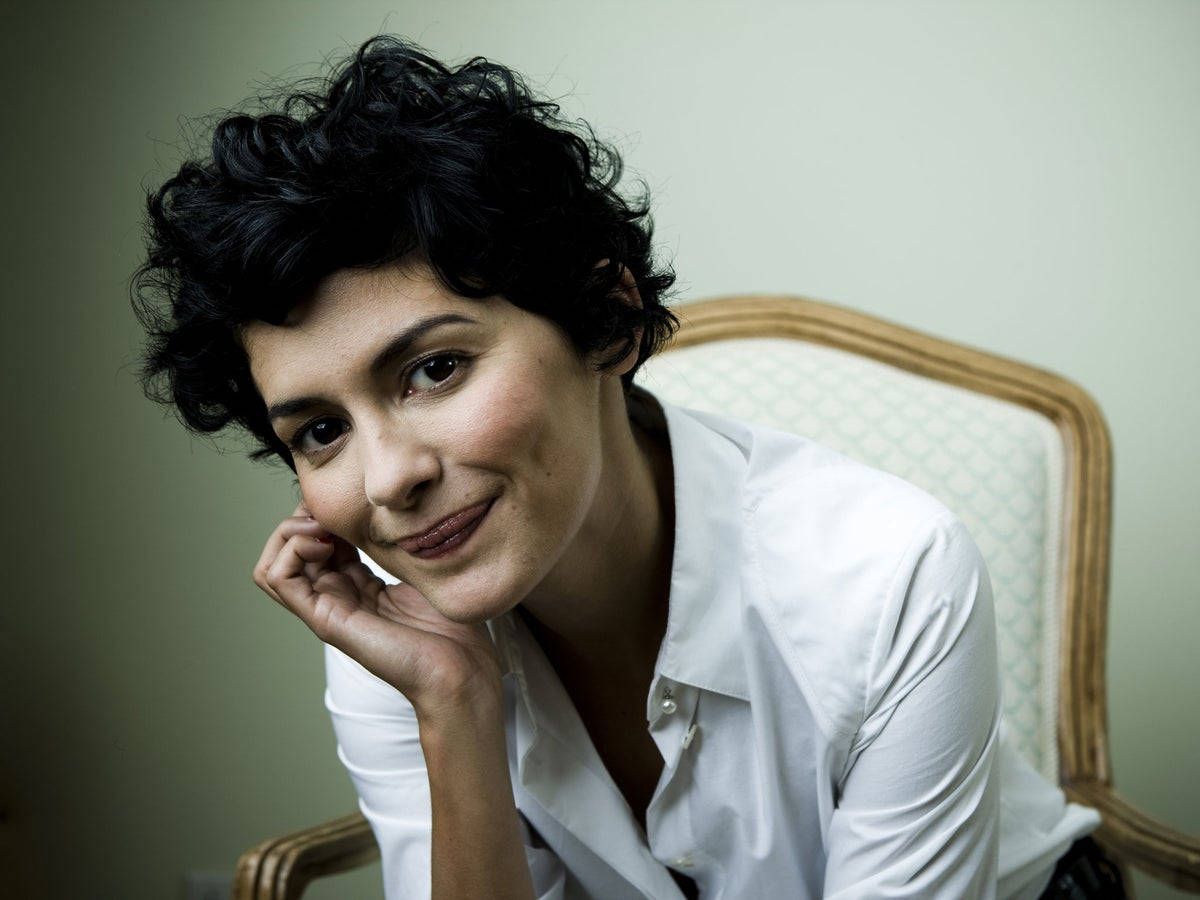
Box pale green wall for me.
[4,2,1196,898]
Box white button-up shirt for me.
[326,397,1100,899]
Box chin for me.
[434,595,520,626]
[425,576,527,625]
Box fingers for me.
[262,530,337,621]
[252,512,335,607]
[251,508,385,641]
[301,534,361,591]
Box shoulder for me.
[748,428,976,593]
[667,401,952,535]
[665,403,984,603]
[696,405,968,585]
[722,413,992,739]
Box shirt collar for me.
[649,395,753,704]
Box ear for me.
[601,263,644,379]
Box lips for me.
[397,500,493,556]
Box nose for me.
[359,419,441,509]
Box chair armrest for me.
[1065,780,1200,893]
[233,811,379,900]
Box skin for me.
[243,257,679,898]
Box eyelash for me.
[284,351,469,456]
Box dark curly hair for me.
[132,35,677,469]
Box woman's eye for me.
[295,418,346,452]
[407,354,461,394]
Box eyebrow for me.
[265,312,479,422]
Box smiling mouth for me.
[397,500,493,560]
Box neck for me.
[519,386,675,677]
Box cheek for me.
[298,471,361,540]
[448,357,599,485]
[465,379,546,460]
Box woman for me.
[133,35,1124,899]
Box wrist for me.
[409,642,504,721]
[416,685,506,756]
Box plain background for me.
[2,2,1196,898]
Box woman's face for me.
[241,259,622,623]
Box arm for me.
[421,685,534,899]
[823,514,1002,899]
[256,504,536,900]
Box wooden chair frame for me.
[234,295,1200,898]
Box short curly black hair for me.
[132,35,677,469]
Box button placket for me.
[651,684,699,750]
[646,688,704,892]
[647,684,699,807]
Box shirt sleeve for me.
[822,513,1002,899]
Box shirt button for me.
[671,854,694,868]
[661,696,678,715]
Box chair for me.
[234,295,1200,899]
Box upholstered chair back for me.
[638,330,1067,778]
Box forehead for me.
[240,261,481,389]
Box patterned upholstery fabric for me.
[636,337,1065,781]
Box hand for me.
[252,502,504,720]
